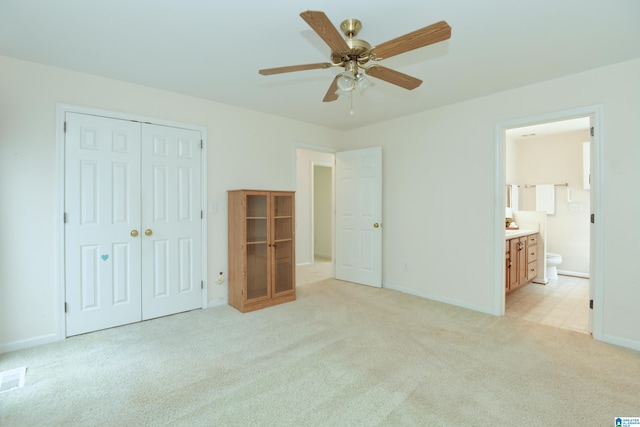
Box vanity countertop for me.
[504,228,538,240]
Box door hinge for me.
[64,302,68,313]
[64,212,68,223]
[590,213,595,224]
[201,210,203,219]
[64,121,67,133]
[589,299,593,309]
[201,140,203,149]
[201,280,204,290]
[590,126,594,137]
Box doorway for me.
[504,116,591,334]
[295,148,335,286]
[496,105,604,340]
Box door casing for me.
[494,105,603,341]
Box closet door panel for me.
[64,113,142,336]
[141,124,202,319]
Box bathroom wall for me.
[509,130,591,276]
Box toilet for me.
[546,252,563,280]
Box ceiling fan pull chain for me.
[350,90,354,115]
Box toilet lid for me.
[547,252,561,258]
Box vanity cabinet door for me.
[516,237,528,286]
[508,238,520,291]
[506,233,539,294]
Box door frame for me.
[55,103,208,340]
[293,144,337,269]
[494,104,604,341]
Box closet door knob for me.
[145,229,153,236]
[130,230,139,237]
[373,223,380,228]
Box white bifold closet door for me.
[64,113,202,336]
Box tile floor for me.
[297,259,591,335]
[505,275,591,334]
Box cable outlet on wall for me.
[214,272,225,285]
[403,262,409,272]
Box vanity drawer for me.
[527,234,538,246]
[527,261,537,281]
[527,245,537,262]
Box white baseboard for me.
[557,270,590,279]
[382,282,498,316]
[602,333,640,352]
[207,298,227,309]
[0,333,60,354]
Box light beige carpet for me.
[1,278,639,426]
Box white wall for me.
[0,56,341,351]
[313,165,333,258]
[512,130,591,275]
[3,54,640,352]
[343,58,640,349]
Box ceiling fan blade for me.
[371,21,451,60]
[323,75,340,102]
[365,65,422,90]
[259,62,333,75]
[300,10,350,53]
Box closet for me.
[64,112,203,336]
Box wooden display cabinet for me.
[228,190,296,312]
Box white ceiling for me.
[1,1,639,131]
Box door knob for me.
[145,229,153,236]
[373,223,380,228]
[130,230,139,237]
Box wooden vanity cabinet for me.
[506,233,538,294]
[228,190,296,312]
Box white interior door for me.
[141,124,202,319]
[335,147,382,287]
[65,114,203,336]
[64,113,142,336]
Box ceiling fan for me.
[259,10,452,102]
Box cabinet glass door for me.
[272,194,294,294]
[246,194,269,300]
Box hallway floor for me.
[505,275,590,334]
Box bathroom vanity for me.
[505,230,538,294]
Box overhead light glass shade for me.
[336,72,356,92]
[356,73,374,94]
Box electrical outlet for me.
[214,272,225,284]
[403,262,409,272]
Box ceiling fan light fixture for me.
[356,73,374,94]
[336,71,356,92]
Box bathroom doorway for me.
[497,106,603,339]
